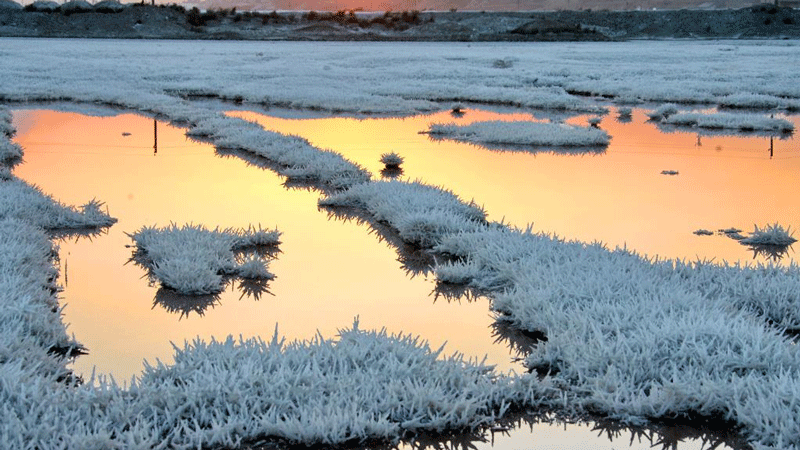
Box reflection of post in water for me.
[769,136,774,159]
[696,134,701,147]
[153,119,158,155]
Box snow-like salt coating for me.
[0,320,546,449]
[1,39,800,449]
[645,103,680,121]
[128,224,280,295]
[380,151,404,168]
[319,180,488,248]
[188,115,371,190]
[428,120,610,148]
[0,177,115,231]
[0,218,77,378]
[739,223,798,247]
[0,107,22,167]
[2,40,800,117]
[433,227,800,449]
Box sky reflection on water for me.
[8,105,775,450]
[12,108,503,384]
[230,107,800,267]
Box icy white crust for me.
[740,223,797,247]
[319,180,488,248]
[434,227,800,449]
[129,224,281,295]
[187,115,371,190]
[428,120,610,148]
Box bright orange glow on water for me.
[231,108,800,267]
[9,106,765,449]
[11,109,510,383]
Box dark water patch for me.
[320,204,438,279]
[153,288,221,319]
[491,319,547,360]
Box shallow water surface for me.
[12,108,506,382]
[231,107,800,266]
[10,106,753,450]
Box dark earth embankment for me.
[0,2,798,41]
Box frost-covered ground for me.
[2,39,800,116]
[129,223,280,295]
[1,39,800,449]
[428,120,610,148]
[646,105,795,132]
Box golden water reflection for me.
[230,108,800,266]
[10,107,749,450]
[11,109,506,384]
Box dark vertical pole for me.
[154,119,158,155]
[769,136,774,159]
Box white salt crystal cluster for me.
[718,93,800,110]
[320,180,488,248]
[187,115,371,190]
[0,316,538,448]
[0,106,22,167]
[645,103,680,121]
[0,178,115,231]
[380,151,404,168]
[0,140,22,168]
[0,106,14,136]
[428,120,610,148]
[129,223,280,295]
[740,223,797,247]
[433,226,800,449]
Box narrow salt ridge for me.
[128,223,280,295]
[319,180,490,248]
[0,178,116,231]
[428,120,611,148]
[432,227,800,450]
[187,114,372,190]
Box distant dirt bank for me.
[0,3,798,40]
